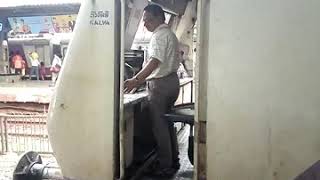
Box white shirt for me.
[52,55,62,67]
[31,59,40,67]
[145,24,180,80]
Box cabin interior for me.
[119,0,197,179]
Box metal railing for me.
[0,112,52,154]
[173,78,194,134]
[177,78,194,105]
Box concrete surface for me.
[0,80,53,103]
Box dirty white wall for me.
[48,0,118,179]
[202,0,320,179]
[175,0,197,77]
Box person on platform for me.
[12,51,25,75]
[28,51,40,80]
[50,53,62,85]
[39,62,46,81]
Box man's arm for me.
[135,57,160,82]
[124,58,160,93]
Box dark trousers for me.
[15,69,22,75]
[147,73,180,168]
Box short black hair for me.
[144,4,165,23]
[55,53,62,58]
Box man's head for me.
[143,4,165,32]
[56,53,62,58]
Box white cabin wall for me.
[202,0,320,179]
[47,0,118,179]
[194,0,211,178]
[175,0,196,41]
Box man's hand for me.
[123,58,160,93]
[124,78,139,93]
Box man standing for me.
[28,51,40,80]
[50,53,62,85]
[12,51,25,75]
[124,4,180,177]
[68,15,76,31]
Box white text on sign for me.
[89,10,111,26]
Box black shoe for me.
[144,160,176,178]
[145,159,160,173]
[150,167,176,178]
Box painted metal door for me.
[47,0,119,179]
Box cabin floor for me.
[140,126,194,180]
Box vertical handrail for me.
[179,79,194,105]
[191,80,194,103]
[4,116,8,152]
[182,85,185,103]
[0,116,5,154]
[119,0,126,179]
